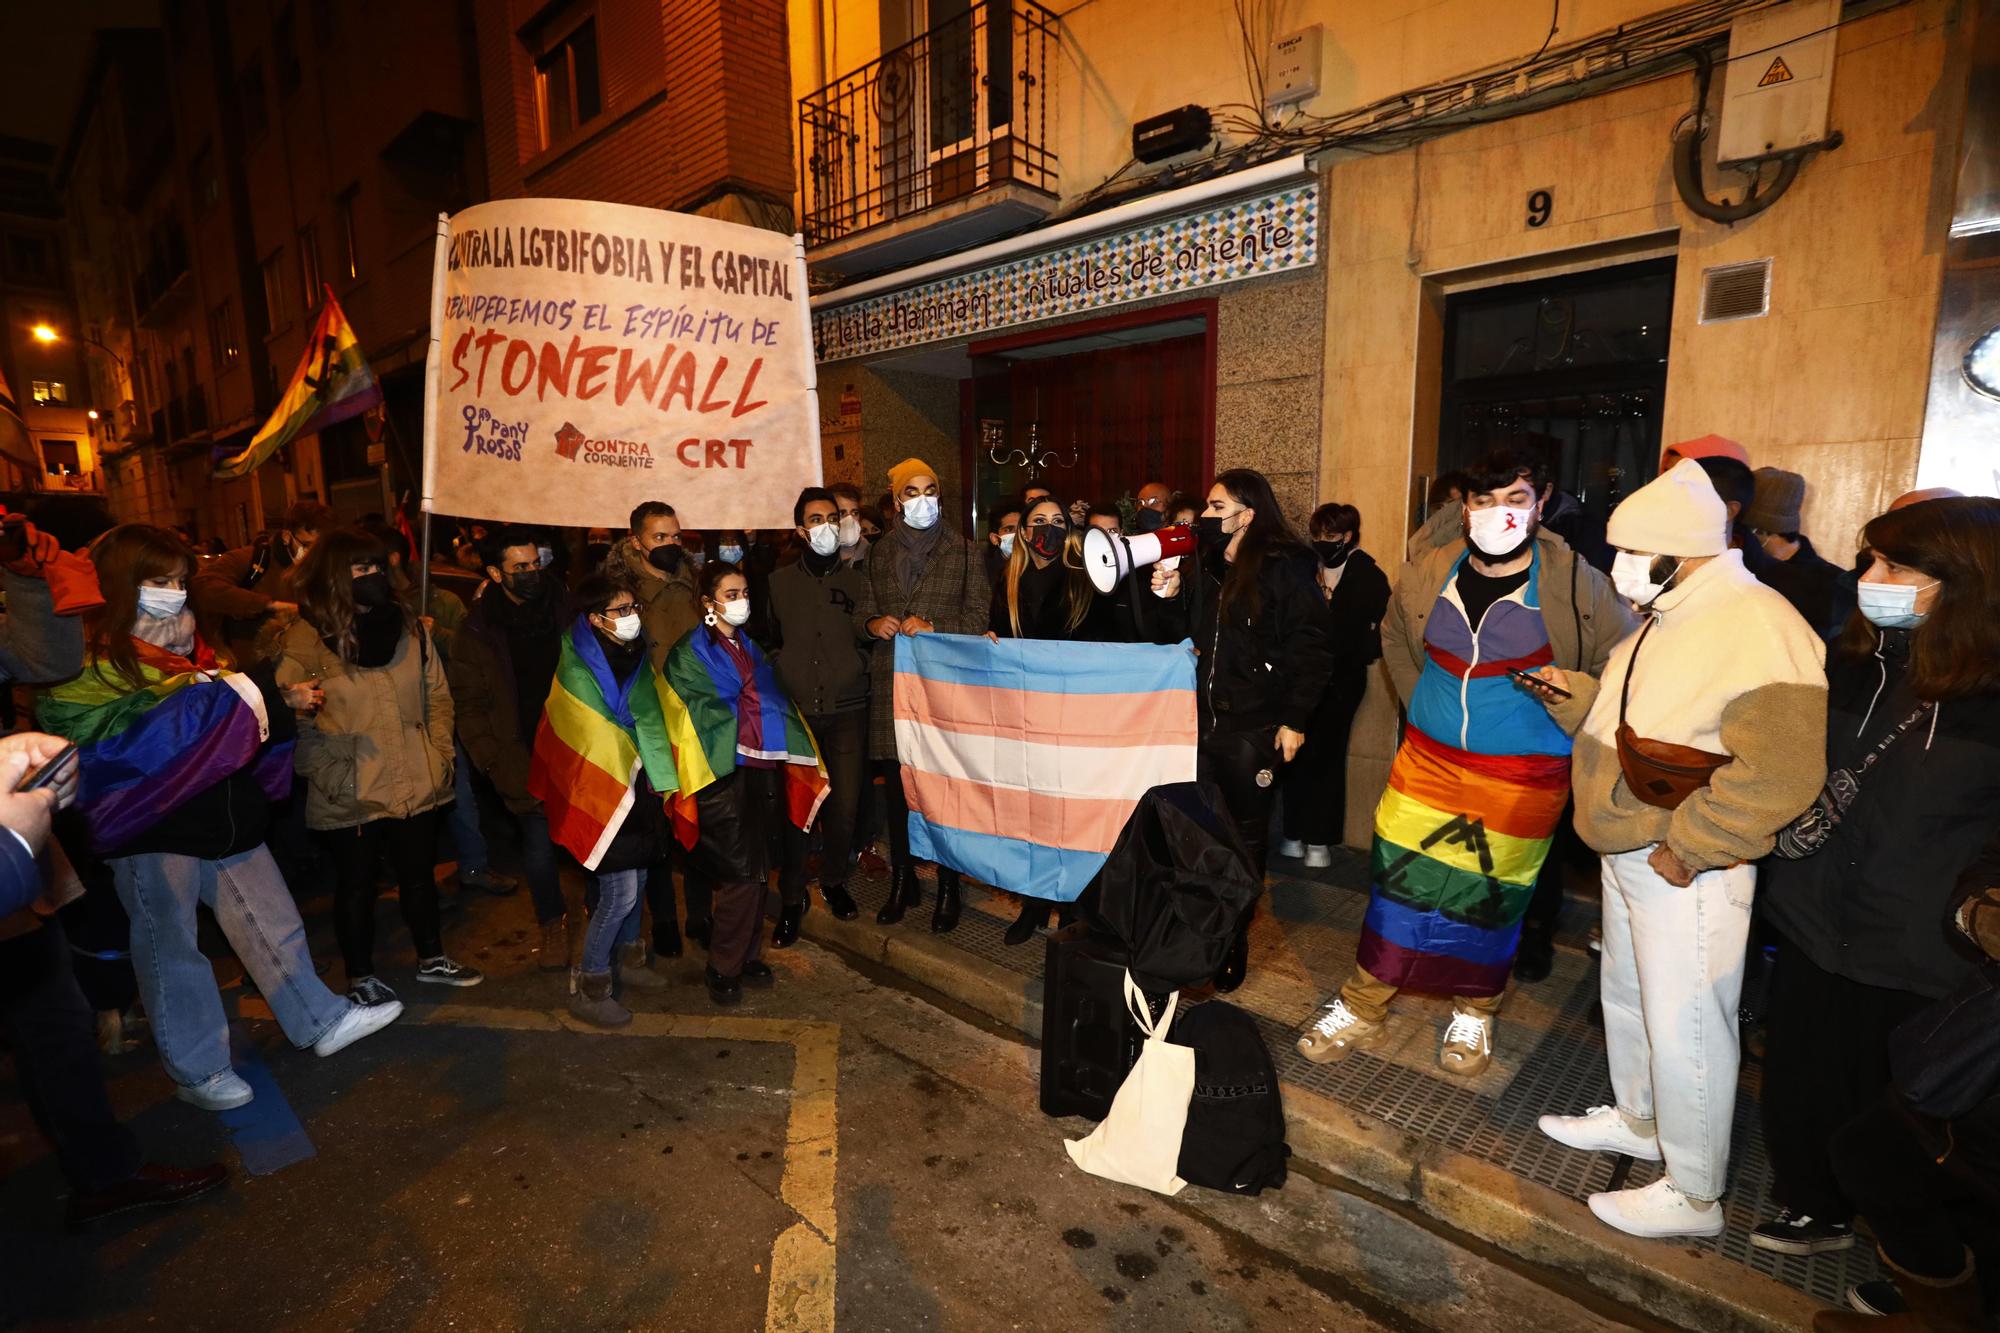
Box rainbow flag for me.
[37,640,293,856]
[1356,727,1570,996]
[527,620,826,869]
[214,286,381,479]
[893,634,1197,902]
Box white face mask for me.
[1611,550,1682,607]
[606,612,642,643]
[719,598,752,627]
[1465,503,1536,557]
[901,494,940,530]
[537,545,555,569]
[137,585,188,619]
[1856,578,1937,629]
[807,524,840,557]
[997,532,1016,558]
[837,514,862,548]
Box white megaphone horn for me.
[1082,523,1198,595]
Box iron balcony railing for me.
[799,0,1059,248]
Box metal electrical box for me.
[1717,0,1839,164]
[1267,26,1323,109]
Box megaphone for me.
[1082,523,1197,595]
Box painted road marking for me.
[418,1005,840,1333]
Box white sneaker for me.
[1537,1104,1663,1161]
[1438,1011,1493,1076]
[313,998,405,1057]
[1588,1176,1725,1239]
[1302,844,1333,868]
[1274,838,1306,860]
[176,1069,254,1111]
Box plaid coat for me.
[851,530,989,760]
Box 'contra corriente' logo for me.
[553,420,654,470]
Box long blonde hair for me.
[1004,500,1092,638]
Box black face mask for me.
[350,572,393,609]
[505,569,548,602]
[1196,515,1231,556]
[646,545,685,575]
[1135,508,1166,533]
[1025,524,1067,560]
[1313,539,1352,569]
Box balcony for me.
[133,221,192,326]
[799,0,1059,277]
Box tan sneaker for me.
[1439,1011,1493,1076]
[1296,998,1384,1064]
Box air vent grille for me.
[1700,258,1772,323]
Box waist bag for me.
[1615,617,1728,810]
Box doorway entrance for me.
[1436,257,1676,524]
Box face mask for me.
[837,514,862,548]
[536,545,555,569]
[901,494,940,531]
[351,572,392,609]
[719,598,752,627]
[1856,578,1936,629]
[137,585,187,619]
[806,524,840,557]
[647,544,684,574]
[1313,539,1352,569]
[604,612,642,643]
[1196,514,1232,555]
[506,569,547,602]
[1611,551,1681,608]
[1025,524,1067,560]
[1136,508,1166,533]
[1466,504,1536,557]
[718,544,744,565]
[997,532,1015,558]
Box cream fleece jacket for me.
[1549,550,1829,870]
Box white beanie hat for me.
[1607,458,1729,557]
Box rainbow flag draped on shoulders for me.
[527,621,827,869]
[658,626,827,849]
[38,639,293,856]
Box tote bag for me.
[1064,971,1193,1196]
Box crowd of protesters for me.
[0,446,1994,1330]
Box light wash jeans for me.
[449,740,488,875]
[579,868,646,974]
[1597,845,1756,1201]
[110,845,351,1089]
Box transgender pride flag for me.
[893,634,1197,902]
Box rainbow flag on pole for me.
[37,641,293,856]
[893,634,1197,902]
[215,285,381,479]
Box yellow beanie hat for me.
[887,457,936,497]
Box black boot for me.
[1003,896,1046,946]
[705,965,741,1006]
[877,865,915,925]
[653,915,684,960]
[685,917,712,951]
[740,959,775,987]
[930,870,962,933]
[772,900,807,948]
[1213,930,1250,993]
[822,882,859,921]
[1512,928,1555,983]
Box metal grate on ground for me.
[837,859,1884,1309]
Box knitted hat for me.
[1608,458,1730,557]
[887,457,937,497]
[1743,467,1805,534]
[1660,434,1750,468]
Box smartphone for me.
[1506,666,1572,700]
[18,743,79,794]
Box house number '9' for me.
[1526,189,1553,229]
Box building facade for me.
[791,0,1984,843]
[1,135,100,500]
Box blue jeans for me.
[449,741,489,875]
[517,810,566,926]
[579,868,645,974]
[109,846,350,1089]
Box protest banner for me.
[421,198,819,531]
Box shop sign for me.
[812,181,1319,363]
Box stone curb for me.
[801,908,1824,1333]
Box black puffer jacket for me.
[1762,630,2000,999]
[1187,545,1335,734]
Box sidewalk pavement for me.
[797,847,1878,1333]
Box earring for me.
[703,608,718,628]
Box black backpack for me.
[1171,999,1289,1195]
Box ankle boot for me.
[877,865,916,925]
[1813,1250,1982,1332]
[705,965,742,1006]
[1003,896,1046,946]
[653,915,684,960]
[772,900,807,948]
[617,940,667,991]
[930,870,962,933]
[569,971,631,1028]
[821,882,859,920]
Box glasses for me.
[601,604,640,617]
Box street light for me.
[30,323,57,345]
[24,321,127,374]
